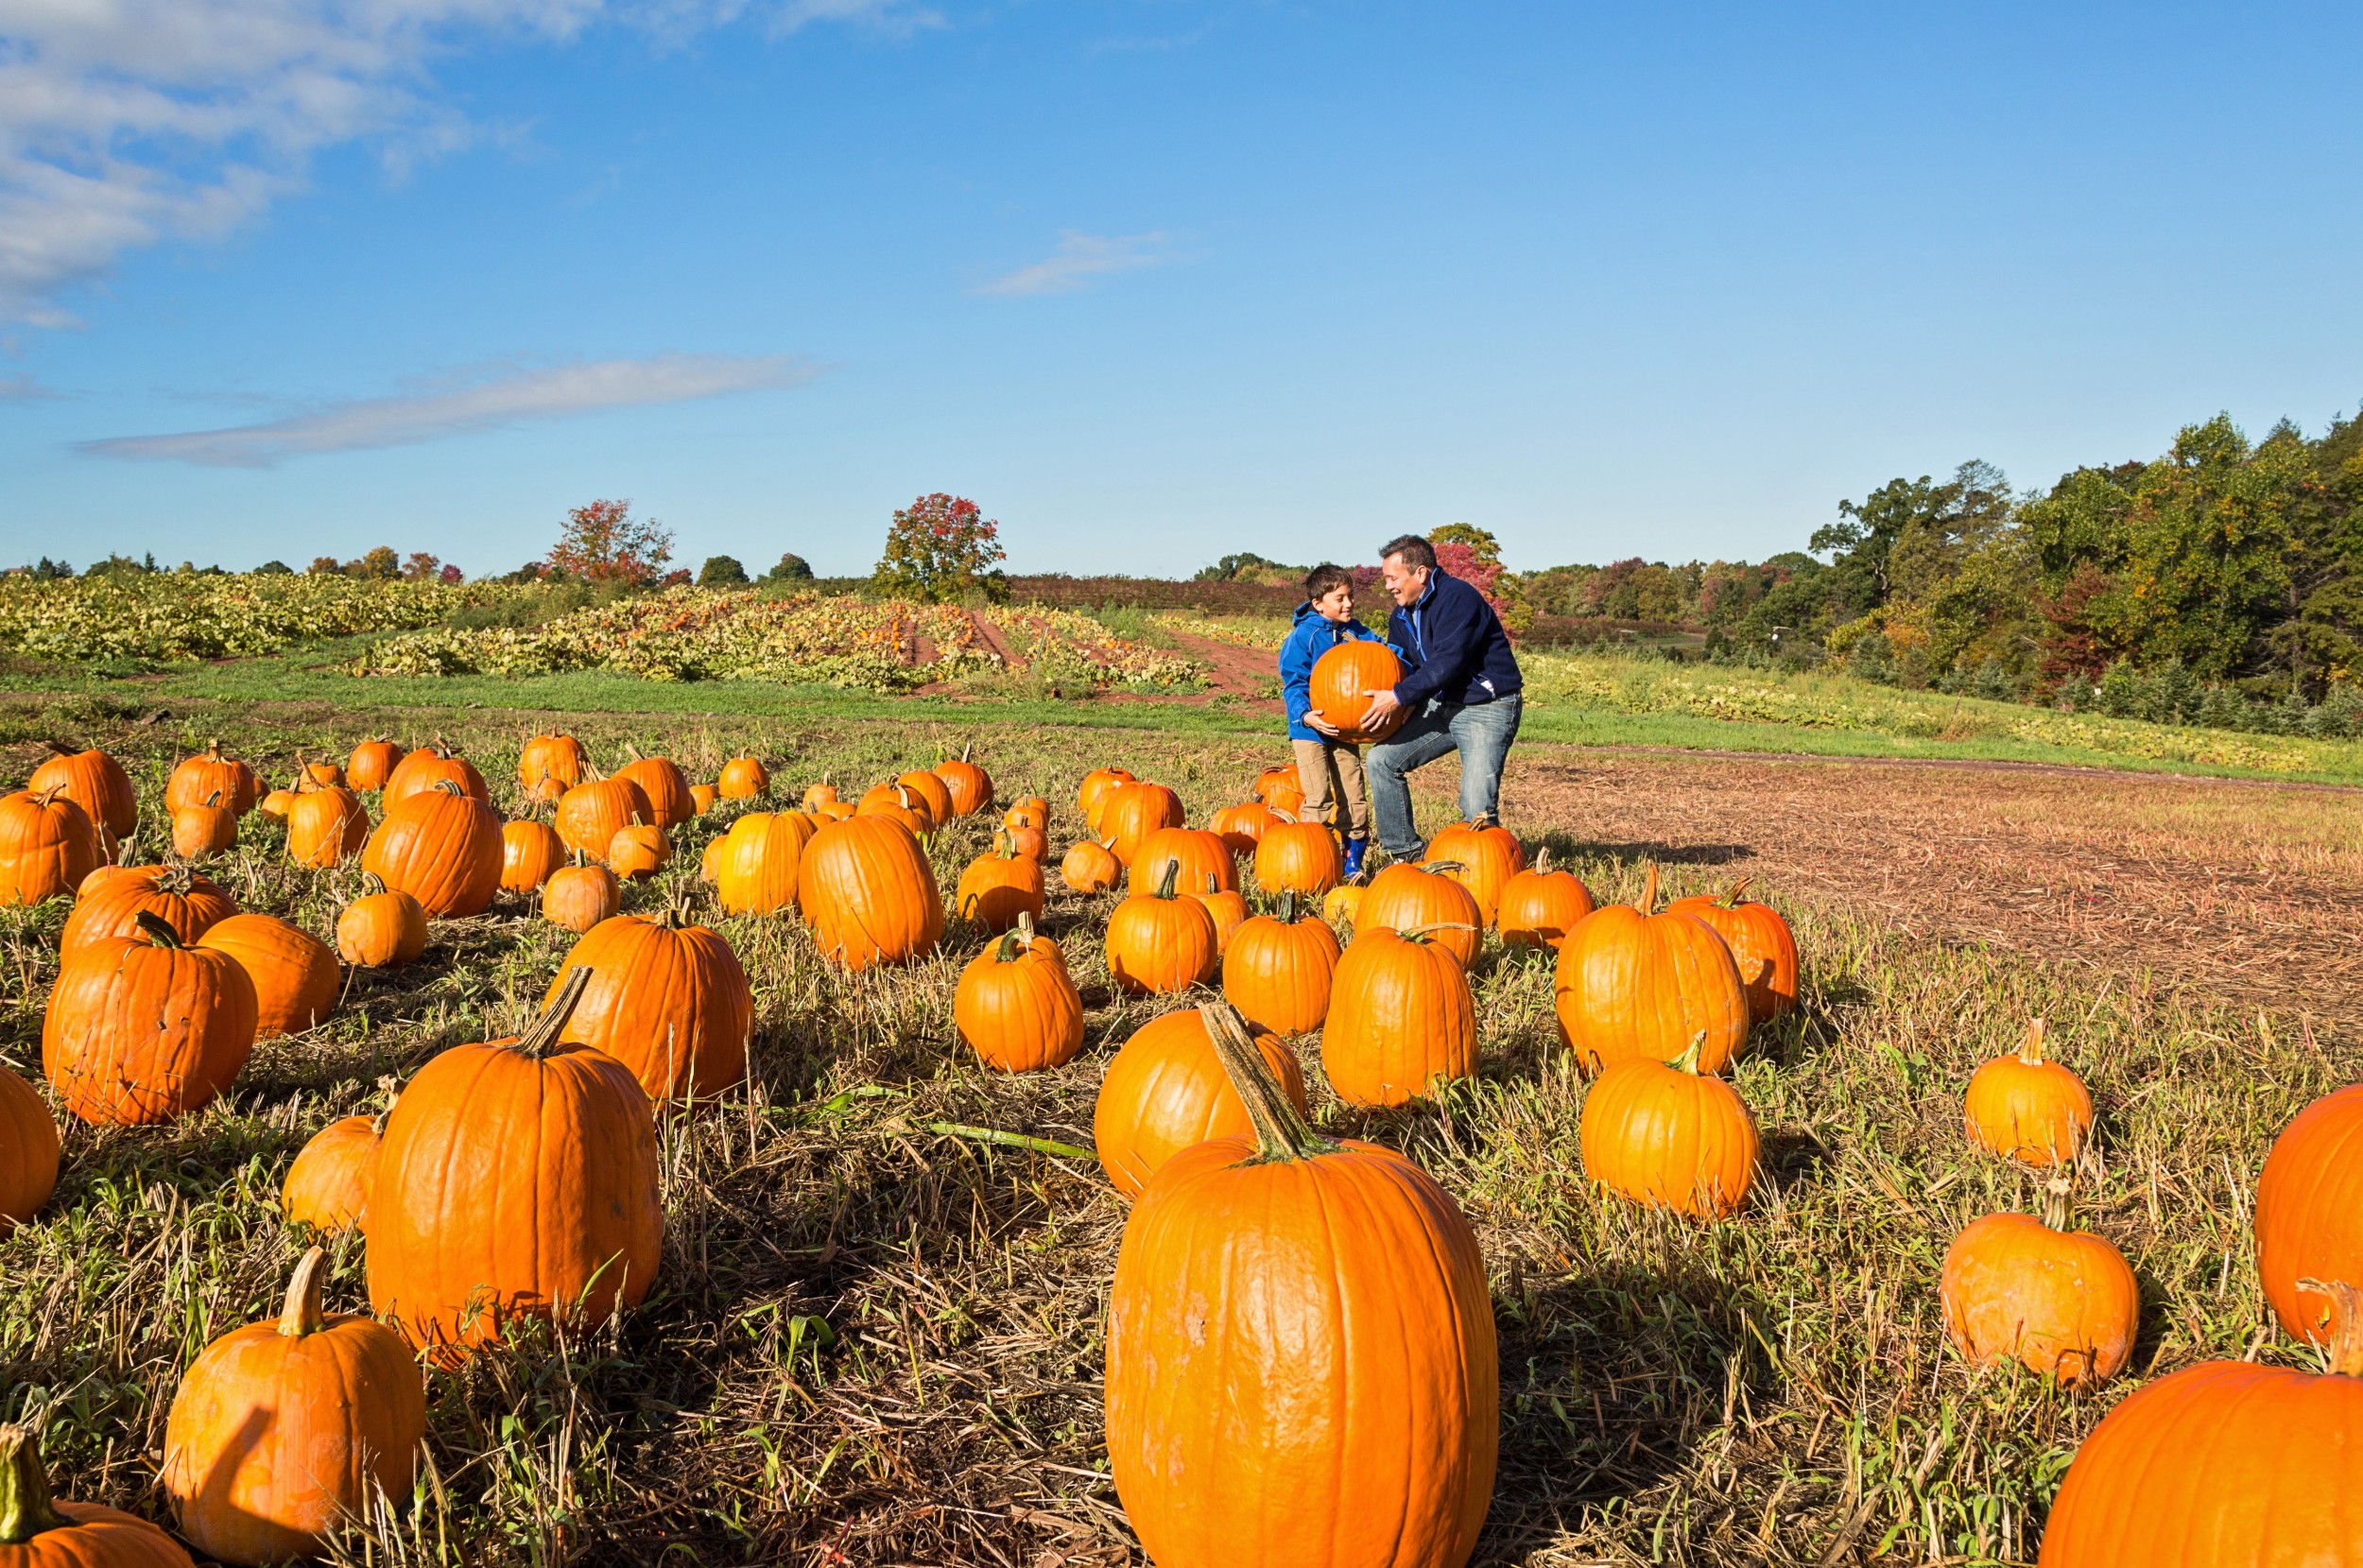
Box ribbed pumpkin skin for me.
[31,746,138,837]
[716,812,815,917]
[1256,820,1344,897]
[689,784,717,816]
[2035,1359,2363,1564]
[1222,911,1342,1037]
[1129,827,1235,897]
[1963,1040,2091,1166]
[2255,1083,2363,1342]
[1356,864,1481,967]
[382,748,489,811]
[543,864,621,934]
[717,754,770,800]
[0,1498,195,1566]
[43,933,258,1125]
[797,817,944,972]
[62,866,237,960]
[167,746,258,816]
[932,756,991,816]
[956,844,1045,933]
[1939,1213,2135,1387]
[893,770,955,828]
[283,1116,379,1230]
[1497,866,1595,950]
[1578,1052,1758,1217]
[361,787,503,918]
[1105,885,1218,996]
[1255,764,1304,807]
[1209,801,1281,856]
[1058,840,1117,893]
[196,913,338,1039]
[548,915,753,1100]
[955,934,1084,1071]
[518,733,586,800]
[0,1068,60,1228]
[499,819,566,891]
[163,1270,426,1567]
[1194,886,1249,953]
[345,740,405,793]
[0,789,101,905]
[366,1040,661,1363]
[336,891,426,967]
[170,801,237,859]
[617,756,695,829]
[1321,929,1478,1109]
[1106,1132,1497,1568]
[1092,1010,1307,1198]
[285,786,368,869]
[1078,767,1137,833]
[1305,640,1408,743]
[1553,904,1749,1075]
[1424,822,1525,926]
[1664,890,1799,1025]
[606,824,670,879]
[258,788,297,822]
[1101,783,1184,867]
[554,779,651,861]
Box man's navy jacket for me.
[1386,568,1524,710]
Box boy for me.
[1278,562,1383,878]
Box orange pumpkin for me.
[555,776,652,862]
[0,786,102,906]
[813,799,854,822]
[1423,820,1525,926]
[361,782,504,918]
[1060,839,1121,894]
[1093,1005,1308,1199]
[1129,826,1234,897]
[167,742,258,816]
[518,732,587,802]
[1105,1004,1496,1568]
[1963,1019,2092,1166]
[1553,866,1750,1075]
[1005,822,1048,862]
[718,753,769,801]
[1579,1036,1758,1218]
[1221,890,1342,1037]
[294,755,345,790]
[258,787,297,822]
[61,864,236,959]
[1106,859,1218,996]
[800,781,840,811]
[29,742,137,840]
[932,748,992,817]
[1002,802,1047,833]
[163,1247,427,1568]
[1497,848,1595,950]
[617,754,695,829]
[606,823,671,880]
[2035,1278,2363,1564]
[345,739,405,794]
[954,913,1084,1072]
[0,1069,60,1230]
[1665,878,1799,1025]
[855,783,934,837]
[2254,1082,2363,1343]
[1254,818,1342,897]
[1251,764,1299,803]
[543,853,623,935]
[1323,883,1364,928]
[956,831,1045,934]
[381,742,489,811]
[499,818,566,891]
[367,970,661,1364]
[1940,1180,2136,1387]
[196,913,338,1040]
[1321,925,1477,1108]
[1209,800,1281,857]
[894,769,955,829]
[549,905,752,1100]
[282,1114,381,1231]
[0,1424,196,1565]
[285,784,368,869]
[689,783,718,816]
[170,796,237,859]
[797,816,944,971]
[1355,861,1481,967]
[1191,875,1249,955]
[1100,782,1184,867]
[336,887,427,968]
[43,912,258,1125]
[716,811,816,917]
[1078,767,1137,833]
[1305,641,1408,743]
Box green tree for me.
[764,552,815,582]
[348,546,400,580]
[699,554,750,586]
[871,494,1009,603]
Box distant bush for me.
[699,555,750,586]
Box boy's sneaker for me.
[1342,836,1368,880]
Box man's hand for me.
[1358,688,1403,735]
[1302,711,1342,738]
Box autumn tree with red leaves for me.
[871,493,1009,603]
[546,499,675,586]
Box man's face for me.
[1381,553,1427,607]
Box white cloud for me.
[0,370,58,400]
[974,230,1182,297]
[78,352,818,465]
[0,0,927,325]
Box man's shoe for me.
[1342,837,1368,879]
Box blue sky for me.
[3,0,2359,577]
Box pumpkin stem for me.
[960,743,973,763]
[2039,1176,2075,1233]
[1199,1002,1334,1163]
[0,1425,71,1543]
[516,968,595,1060]
[1423,858,1468,874]
[1669,1031,1707,1076]
[42,739,78,760]
[29,784,68,810]
[1398,922,1477,943]
[658,893,692,931]
[133,909,184,950]
[278,1246,329,1337]
[2016,1018,2048,1066]
[432,780,465,799]
[1154,858,1182,901]
[1640,864,1661,915]
[1720,876,1754,908]
[995,828,1013,860]
[1278,888,1299,922]
[1534,847,1552,875]
[1202,872,1220,895]
[2296,1279,2363,1375]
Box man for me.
[1357,534,1524,865]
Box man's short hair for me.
[1379,534,1437,572]
[1303,562,1354,598]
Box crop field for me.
[0,689,2354,1567]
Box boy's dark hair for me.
[1303,562,1354,598]
[1379,534,1438,571]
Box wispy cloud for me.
[973,230,1183,298]
[78,353,817,466]
[0,372,60,402]
[0,0,930,327]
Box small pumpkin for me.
[1356,861,1481,967]
[1005,822,1048,862]
[797,815,945,971]
[367,970,662,1363]
[344,739,405,793]
[1579,1034,1759,1218]
[499,818,566,891]
[285,783,368,869]
[336,884,428,968]
[257,788,297,822]
[166,741,258,817]
[957,831,1046,934]
[1423,820,1525,926]
[1129,826,1234,897]
[1320,924,1478,1108]
[1963,1019,2092,1166]
[196,913,338,1039]
[0,787,102,906]
[1553,865,1749,1075]
[1664,877,1799,1025]
[1078,767,1137,833]
[518,732,587,802]
[381,740,490,811]
[1060,839,1121,894]
[0,1422,195,1565]
[1253,818,1342,897]
[1497,848,1595,950]
[1221,889,1341,1037]
[2253,1082,2363,1343]
[616,754,696,829]
[0,1069,60,1230]
[60,864,235,959]
[1093,1004,1308,1199]
[1002,802,1047,833]
[855,783,934,837]
[295,755,345,790]
[361,781,504,918]
[543,853,623,935]
[931,747,992,817]
[689,783,718,816]
[1322,883,1364,927]
[549,903,753,1100]
[1105,859,1218,996]
[894,769,956,829]
[169,793,237,860]
[29,741,137,839]
[43,911,259,1126]
[163,1248,427,1568]
[955,913,1084,1072]
[555,777,652,861]
[1209,800,1281,856]
[800,781,839,811]
[1940,1178,2137,1387]
[1305,641,1408,743]
[606,823,671,880]
[1256,767,1306,818]
[283,1114,382,1231]
[1100,781,1184,867]
[716,811,816,916]
[1190,873,1249,954]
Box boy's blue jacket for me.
[1278,602,1383,742]
[1386,567,1524,710]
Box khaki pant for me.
[1291,738,1371,838]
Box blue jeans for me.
[1367,694,1522,861]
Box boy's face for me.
[1313,584,1354,622]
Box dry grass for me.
[0,708,2350,1566]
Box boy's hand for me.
[1302,712,1341,738]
